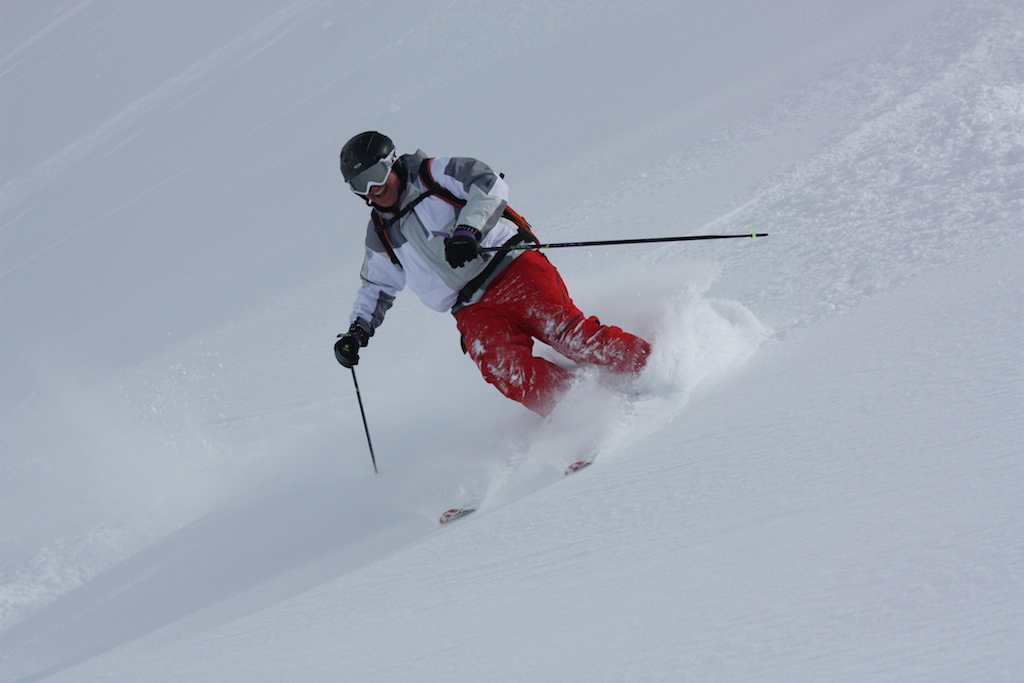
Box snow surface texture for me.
[1,1,1021,681]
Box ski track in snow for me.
[0,2,1022,680]
[531,1,1023,335]
[726,6,1024,331]
[0,0,326,275]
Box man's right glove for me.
[444,226,481,268]
[334,323,370,368]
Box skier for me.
[334,131,651,416]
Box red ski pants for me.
[454,250,650,415]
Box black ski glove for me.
[445,226,481,268]
[334,323,370,368]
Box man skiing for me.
[334,131,651,416]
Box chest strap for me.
[370,187,438,266]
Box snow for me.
[1,1,1021,681]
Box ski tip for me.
[564,460,593,476]
[439,507,477,524]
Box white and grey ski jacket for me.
[348,151,526,334]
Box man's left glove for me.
[444,226,481,268]
[334,323,370,368]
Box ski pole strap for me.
[481,232,768,252]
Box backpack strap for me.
[419,158,538,241]
[455,229,532,305]
[373,158,538,277]
[370,181,441,267]
[370,211,401,266]
[418,159,461,208]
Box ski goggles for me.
[348,148,398,196]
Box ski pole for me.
[350,367,378,474]
[482,231,767,253]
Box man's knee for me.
[558,316,650,374]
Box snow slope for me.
[1,1,1021,681]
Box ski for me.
[439,456,593,523]
[564,459,593,475]
[439,507,477,524]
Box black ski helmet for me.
[339,131,395,182]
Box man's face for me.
[365,170,400,209]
